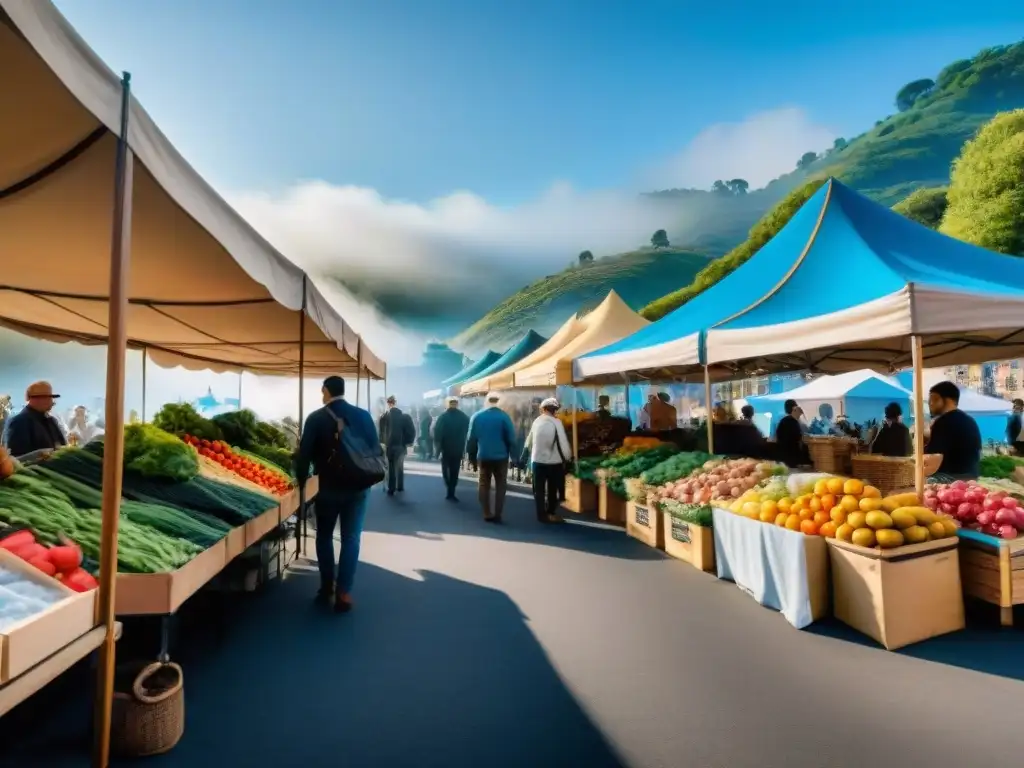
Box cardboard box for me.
[598,480,627,526]
[562,475,597,514]
[626,501,663,549]
[245,506,281,548]
[0,549,97,683]
[115,538,227,616]
[662,512,714,572]
[828,537,965,650]
[957,529,1024,627]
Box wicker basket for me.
[804,436,859,475]
[850,454,943,496]
[111,661,185,758]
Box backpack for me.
[323,408,386,491]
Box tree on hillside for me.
[895,78,935,112]
[727,179,749,195]
[711,180,731,195]
[940,109,1024,256]
[641,177,829,320]
[892,187,949,230]
[833,137,848,151]
[578,250,594,264]
[651,229,670,248]
[796,151,818,170]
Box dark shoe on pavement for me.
[543,514,565,524]
[387,489,395,496]
[483,514,497,523]
[334,592,353,614]
[315,582,334,605]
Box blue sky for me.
[55,0,1024,203]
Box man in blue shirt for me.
[296,376,379,613]
[467,392,516,523]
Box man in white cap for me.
[466,392,516,522]
[1,381,66,458]
[432,395,470,501]
[524,397,570,524]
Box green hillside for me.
[452,248,711,352]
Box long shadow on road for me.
[0,563,626,768]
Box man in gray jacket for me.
[378,396,416,496]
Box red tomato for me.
[215,453,225,461]
[48,544,82,573]
[1,530,36,551]
[63,568,98,592]
[28,556,57,577]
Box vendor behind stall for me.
[869,402,912,457]
[925,381,982,479]
[774,399,808,468]
[1008,399,1024,454]
[649,392,677,431]
[0,381,66,459]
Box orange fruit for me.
[861,485,881,498]
[760,500,778,517]
[858,497,883,512]
[775,512,789,527]
[785,514,801,531]
[800,519,820,536]
[843,478,865,496]
[819,493,836,512]
[813,480,829,496]
[840,494,860,513]
[808,496,822,512]
[826,477,845,495]
[813,511,830,527]
[759,508,776,523]
[798,508,814,521]
[819,521,838,538]
[836,523,854,542]
[777,497,792,513]
[829,507,847,525]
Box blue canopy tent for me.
[704,179,1024,374]
[427,350,502,399]
[459,330,548,395]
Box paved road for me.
[3,470,1023,767]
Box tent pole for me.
[296,277,307,557]
[356,341,362,407]
[140,348,147,422]
[911,336,926,498]
[571,388,579,458]
[93,72,133,768]
[237,372,243,411]
[623,373,631,426]
[704,365,715,454]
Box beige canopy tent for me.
[460,314,587,394]
[513,291,649,388]
[0,1,384,380]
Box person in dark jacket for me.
[774,399,808,468]
[1,381,66,459]
[1008,399,1024,454]
[432,397,470,501]
[296,376,381,613]
[419,409,435,460]
[925,381,982,478]
[378,396,416,495]
[869,402,912,457]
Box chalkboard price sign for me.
[671,518,691,544]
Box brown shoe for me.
[542,514,565,524]
[334,592,353,614]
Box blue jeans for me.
[315,489,370,594]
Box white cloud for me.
[649,107,839,190]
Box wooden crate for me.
[662,512,714,573]
[598,479,627,526]
[562,475,597,514]
[115,538,228,616]
[958,529,1024,627]
[626,501,663,549]
[828,537,964,650]
[0,549,97,683]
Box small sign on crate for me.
[626,501,663,549]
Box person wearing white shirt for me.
[524,397,571,524]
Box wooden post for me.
[140,347,147,422]
[571,387,579,458]
[296,277,307,556]
[93,71,134,768]
[237,372,243,411]
[911,335,926,499]
[704,365,715,454]
[355,341,362,407]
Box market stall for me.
[429,350,502,399]
[0,2,385,762]
[457,330,548,396]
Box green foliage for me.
[896,78,935,112]
[796,151,818,170]
[578,250,594,264]
[152,402,221,441]
[892,186,949,229]
[651,229,670,248]
[940,109,1024,255]
[122,423,200,482]
[641,178,828,320]
[212,409,261,449]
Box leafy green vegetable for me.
[979,455,1022,479]
[640,452,716,486]
[212,409,261,449]
[153,402,221,441]
[241,444,295,475]
[603,446,681,497]
[122,424,199,482]
[659,499,713,527]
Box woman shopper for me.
[524,397,571,524]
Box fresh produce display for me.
[727,475,960,548]
[600,445,681,498]
[622,436,667,450]
[0,529,97,591]
[179,435,292,495]
[659,500,714,527]
[231,447,294,486]
[640,452,716,488]
[0,559,76,630]
[923,479,1024,539]
[570,417,633,457]
[195,454,268,494]
[650,458,786,506]
[573,457,604,484]
[244,443,295,474]
[978,455,1024,480]
[0,447,14,479]
[153,402,221,441]
[122,424,200,482]
[211,409,287,450]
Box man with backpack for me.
[295,376,386,614]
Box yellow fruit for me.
[851,527,877,548]
[785,514,801,531]
[865,511,894,530]
[847,511,868,529]
[775,512,789,527]
[843,478,865,496]
[742,501,761,518]
[777,497,792,513]
[840,495,860,513]
[730,501,743,514]
[890,509,917,530]
[881,492,921,512]
[798,508,814,521]
[819,521,837,538]
[901,507,937,527]
[760,500,778,517]
[830,507,847,525]
[858,497,883,512]
[826,477,845,495]
[861,485,881,499]
[903,525,930,544]
[836,523,855,542]
[928,521,948,540]
[941,518,959,537]
[876,529,905,549]
[759,508,776,523]
[808,496,822,513]
[813,479,830,496]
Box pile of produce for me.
[0,530,98,591]
[122,424,199,482]
[573,457,604,484]
[640,452,716,489]
[0,447,14,480]
[153,403,221,441]
[659,500,714,528]
[923,479,1024,539]
[599,445,680,498]
[728,476,960,548]
[979,455,1024,480]
[650,458,786,506]
[181,435,293,495]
